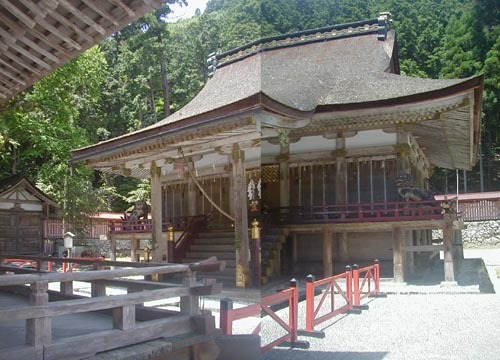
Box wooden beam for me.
[0,0,37,28]
[110,0,136,17]
[57,0,107,35]
[0,26,62,64]
[0,43,43,75]
[403,245,444,252]
[81,0,120,26]
[0,12,71,60]
[42,7,95,43]
[1,39,52,70]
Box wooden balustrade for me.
[0,256,224,360]
[272,200,445,224]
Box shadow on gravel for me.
[262,349,388,360]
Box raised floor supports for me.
[392,226,405,283]
[442,215,456,284]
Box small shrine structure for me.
[0,174,57,255]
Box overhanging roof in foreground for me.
[0,0,166,105]
[71,15,484,175]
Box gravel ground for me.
[261,248,500,360]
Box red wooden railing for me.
[220,280,308,353]
[173,215,207,263]
[352,261,380,308]
[305,267,352,333]
[273,200,445,224]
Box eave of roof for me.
[0,0,165,105]
[0,174,58,207]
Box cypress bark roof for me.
[71,15,483,172]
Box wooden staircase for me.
[260,227,284,284]
[183,230,236,286]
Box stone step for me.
[190,244,234,252]
[185,251,235,260]
[192,237,235,246]
[197,232,234,239]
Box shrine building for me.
[71,13,483,288]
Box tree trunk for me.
[158,32,170,117]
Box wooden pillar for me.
[395,130,411,174]
[232,145,250,288]
[334,136,348,258]
[151,162,164,262]
[404,229,414,277]
[323,227,333,278]
[187,158,197,217]
[292,233,298,273]
[27,281,51,346]
[442,215,456,283]
[338,232,349,261]
[392,226,405,282]
[278,140,290,208]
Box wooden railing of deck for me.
[271,200,446,224]
[0,256,224,360]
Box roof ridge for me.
[207,13,392,75]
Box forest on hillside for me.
[0,0,499,220]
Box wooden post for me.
[60,280,73,295]
[113,305,135,330]
[181,271,199,315]
[151,162,164,262]
[338,232,349,261]
[232,145,250,288]
[323,227,333,278]
[404,229,415,277]
[392,226,405,282]
[187,158,197,216]
[442,215,456,283]
[91,282,106,297]
[27,281,51,346]
[278,139,290,209]
[333,137,349,264]
[292,233,298,273]
[395,131,411,174]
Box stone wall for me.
[461,221,500,248]
[74,238,151,258]
[433,220,500,249]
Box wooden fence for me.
[0,256,224,360]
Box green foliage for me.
[1,0,500,220]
